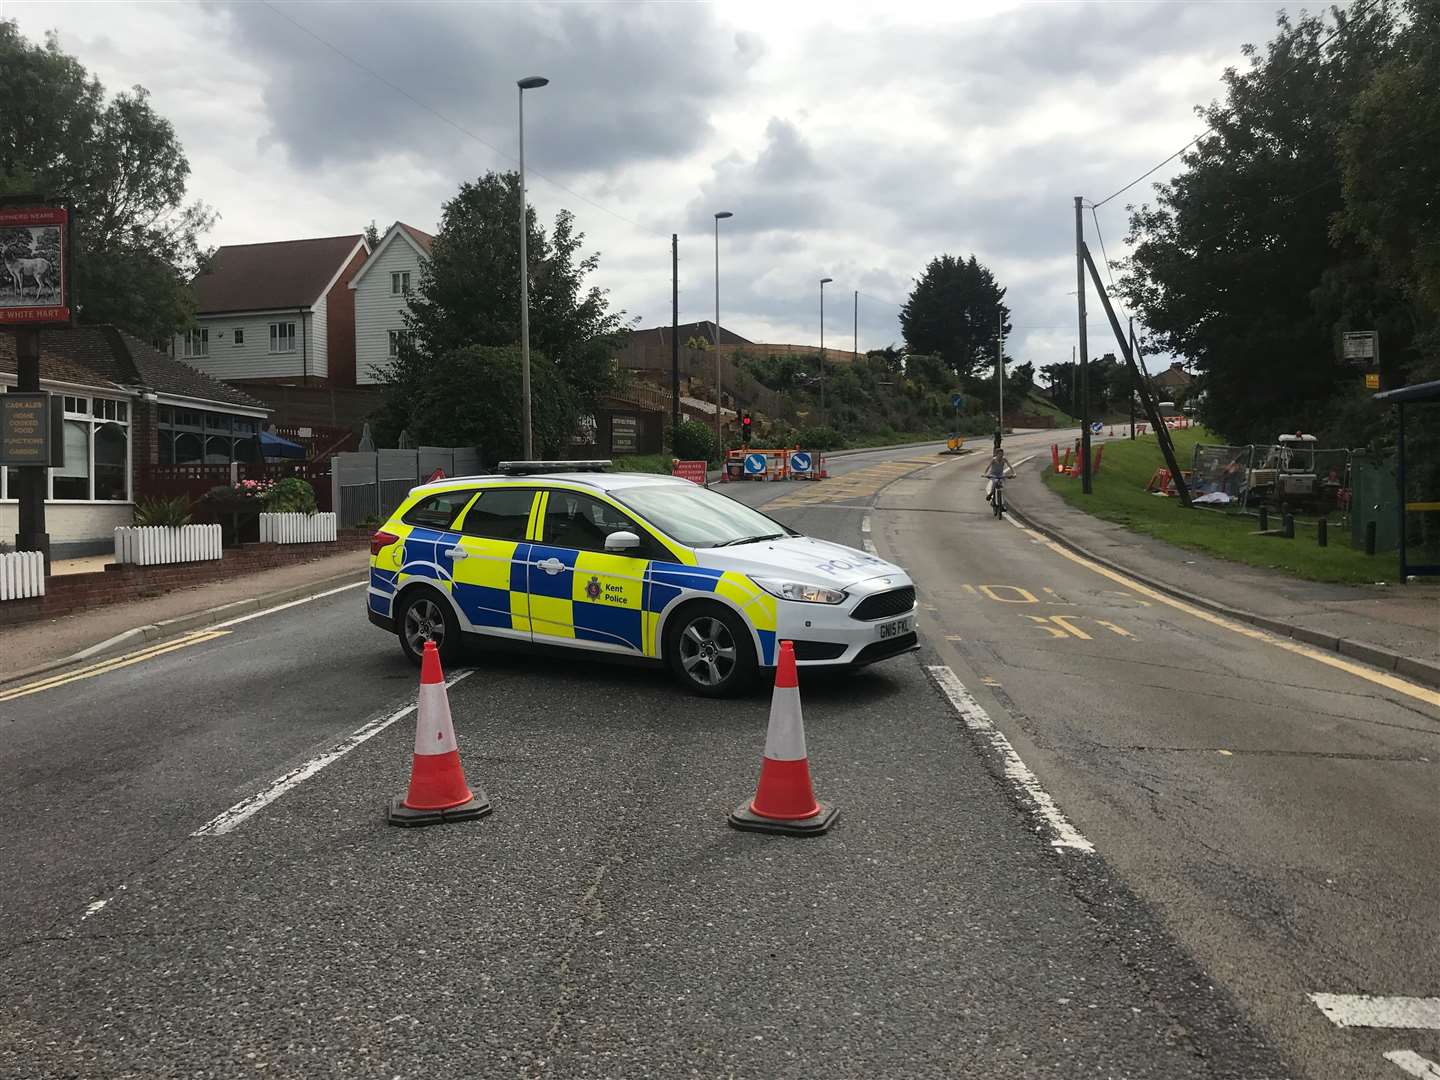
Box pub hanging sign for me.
[0,202,74,329]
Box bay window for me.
[0,393,130,502]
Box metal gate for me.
[332,447,482,527]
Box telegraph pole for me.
[853,290,858,358]
[1075,196,1092,494]
[995,308,1005,449]
[671,234,679,443]
[1128,317,1137,440]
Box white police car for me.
[367,462,918,696]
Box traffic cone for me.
[387,641,491,827]
[728,641,838,836]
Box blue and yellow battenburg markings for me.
[369,521,778,664]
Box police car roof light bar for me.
[497,460,611,475]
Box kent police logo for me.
[585,575,602,601]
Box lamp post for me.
[713,211,733,447]
[819,277,833,424]
[517,74,548,460]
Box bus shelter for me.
[1373,378,1440,579]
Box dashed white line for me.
[1310,995,1440,1030]
[926,665,1095,854]
[81,899,109,920]
[1385,1051,1440,1078]
[861,514,876,553]
[192,669,475,837]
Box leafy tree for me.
[0,21,215,340]
[671,419,716,462]
[385,344,570,463]
[1120,6,1398,445]
[865,344,904,375]
[363,220,382,251]
[403,171,624,422]
[1009,361,1035,398]
[900,254,1011,380]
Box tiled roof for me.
[398,223,434,254]
[193,235,365,314]
[0,326,267,411]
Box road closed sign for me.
[790,451,812,474]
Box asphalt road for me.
[1,434,1434,1079]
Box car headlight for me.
[752,577,848,605]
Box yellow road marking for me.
[1049,615,1093,640]
[1095,620,1133,638]
[1042,540,1440,709]
[961,584,978,596]
[1023,615,1072,639]
[979,584,1039,604]
[0,630,231,703]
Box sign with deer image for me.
[0,204,72,327]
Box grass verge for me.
[1042,428,1389,585]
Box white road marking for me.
[81,899,109,920]
[1012,454,1035,467]
[861,516,871,533]
[926,665,1095,854]
[860,514,876,553]
[1385,1051,1440,1078]
[1310,995,1440,1029]
[212,580,366,630]
[192,669,475,837]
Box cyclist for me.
[984,447,1016,512]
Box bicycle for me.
[990,476,1006,519]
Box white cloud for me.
[7,0,1290,370]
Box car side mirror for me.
[605,530,641,553]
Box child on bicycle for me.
[985,447,1016,504]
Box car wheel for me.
[397,588,462,668]
[664,602,757,698]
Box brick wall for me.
[0,531,372,628]
[327,245,369,388]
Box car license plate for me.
[877,616,911,640]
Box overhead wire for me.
[1090,0,1380,210]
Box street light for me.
[517,74,548,460]
[819,277,833,425]
[713,211,733,447]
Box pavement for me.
[1,435,1436,1079]
[1005,456,1440,683]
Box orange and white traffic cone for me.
[728,640,838,836]
[387,641,491,827]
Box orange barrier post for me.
[1093,445,1104,474]
[728,641,838,836]
[387,642,491,827]
[1051,444,1061,473]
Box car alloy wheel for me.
[679,615,737,689]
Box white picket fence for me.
[113,524,223,566]
[0,550,46,600]
[259,512,338,545]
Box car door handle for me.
[443,547,468,560]
[537,557,566,575]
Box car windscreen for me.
[611,484,794,548]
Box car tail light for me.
[371,530,399,556]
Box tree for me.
[403,171,624,421]
[1041,362,1077,416]
[900,254,1011,380]
[1120,7,1399,445]
[1009,361,1035,399]
[363,220,382,251]
[0,21,215,341]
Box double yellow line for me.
[0,630,231,704]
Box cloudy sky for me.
[9,0,1308,376]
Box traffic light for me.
[741,412,752,444]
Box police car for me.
[366,462,918,697]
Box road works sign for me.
[0,203,73,328]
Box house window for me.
[269,322,296,353]
[388,329,413,358]
[183,328,209,358]
[233,328,245,347]
[391,271,410,295]
[4,394,130,503]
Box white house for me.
[348,222,433,385]
[175,234,369,388]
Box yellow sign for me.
[1365,372,1380,390]
[947,436,965,451]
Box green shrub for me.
[795,426,845,452]
[671,419,717,462]
[133,495,193,528]
[264,476,318,514]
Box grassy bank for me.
[1042,428,1386,585]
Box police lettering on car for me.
[366,461,918,698]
